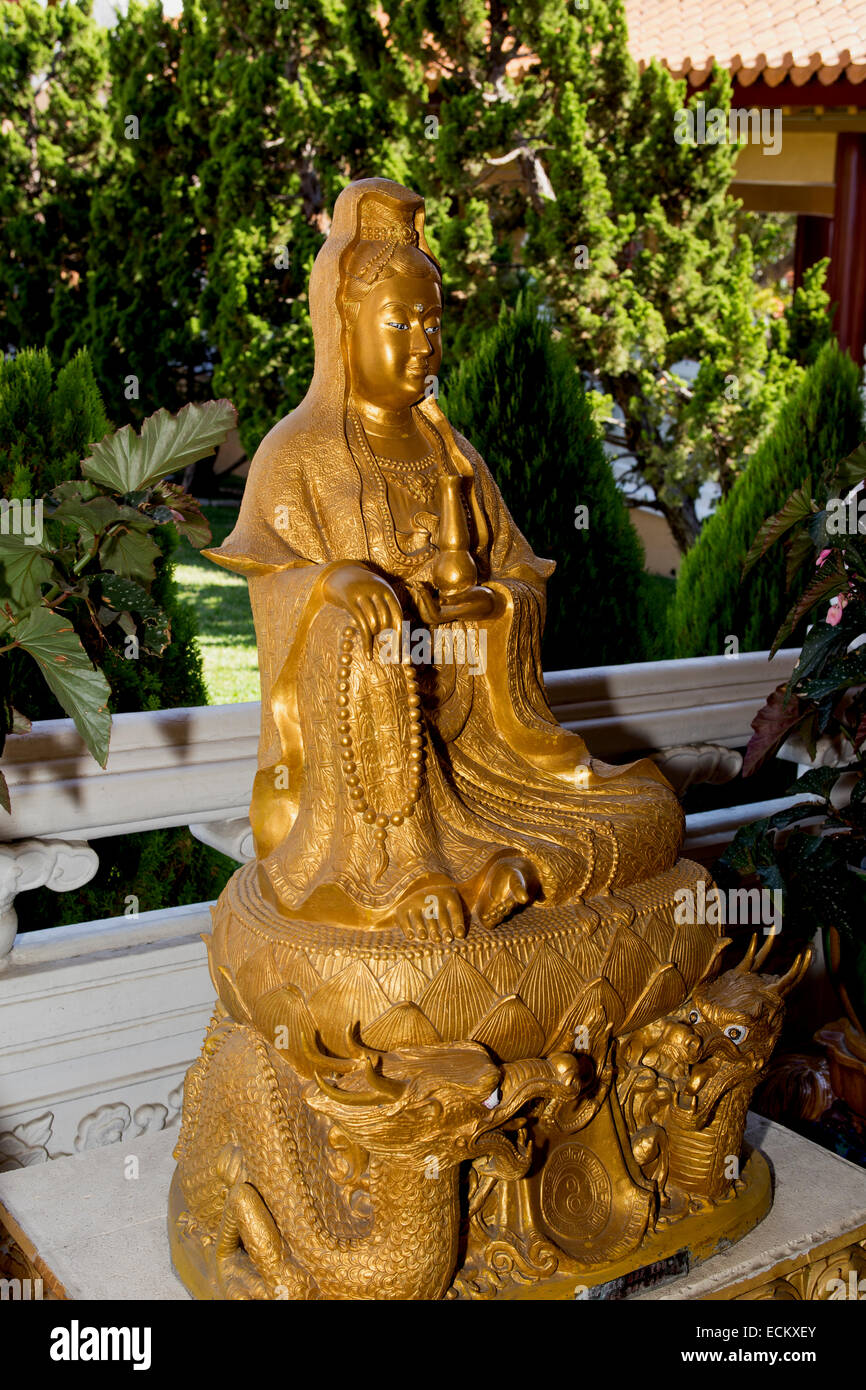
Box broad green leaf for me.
[0,533,54,609]
[831,440,866,492]
[799,652,866,703]
[100,575,170,654]
[766,800,824,830]
[51,480,101,503]
[851,776,866,804]
[742,476,813,578]
[82,400,237,494]
[51,495,127,538]
[99,527,161,581]
[718,817,774,875]
[793,614,851,687]
[139,618,171,655]
[8,607,111,765]
[785,766,844,799]
[100,574,160,619]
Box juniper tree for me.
[445,295,649,669]
[673,341,864,658]
[84,0,212,426]
[0,0,109,358]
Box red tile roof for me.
[625,0,866,87]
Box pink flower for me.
[817,548,832,568]
[826,593,849,626]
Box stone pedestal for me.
[0,1114,864,1301]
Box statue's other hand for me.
[413,582,496,625]
[437,585,496,622]
[322,563,402,657]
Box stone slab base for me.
[0,1115,864,1301]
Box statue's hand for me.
[322,563,402,656]
[414,582,496,625]
[438,585,496,622]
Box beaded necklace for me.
[348,406,447,568]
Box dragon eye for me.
[687,1009,702,1025]
[483,1087,501,1110]
[725,1025,748,1045]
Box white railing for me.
[0,649,801,1167]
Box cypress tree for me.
[84,0,211,428]
[673,341,863,658]
[0,0,109,359]
[445,295,648,670]
[0,348,109,498]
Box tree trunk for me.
[660,494,701,554]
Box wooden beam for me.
[828,134,866,367]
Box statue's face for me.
[348,272,443,410]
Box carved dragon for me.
[173,1010,582,1300]
[617,937,812,1212]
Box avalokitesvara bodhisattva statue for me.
[169,178,808,1301]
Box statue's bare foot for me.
[393,884,466,942]
[475,857,536,929]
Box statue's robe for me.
[207,405,681,927]
[205,176,681,928]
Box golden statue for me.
[169,178,805,1300]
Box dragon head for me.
[301,1024,583,1179]
[668,937,812,1127]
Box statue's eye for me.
[725,1025,748,1045]
[386,320,410,331]
[427,323,440,334]
[687,1009,701,1025]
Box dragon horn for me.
[753,932,776,971]
[345,1021,381,1064]
[363,1057,406,1100]
[773,947,813,998]
[298,1015,358,1075]
[705,937,733,977]
[314,1072,387,1106]
[738,935,759,972]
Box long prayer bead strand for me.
[337,623,424,881]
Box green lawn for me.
[175,506,259,704]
